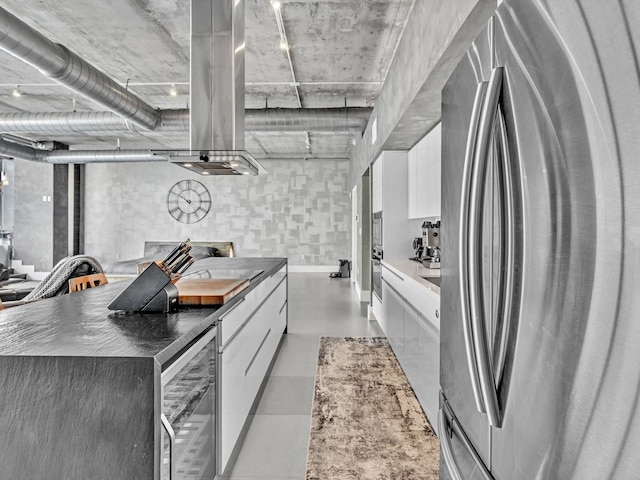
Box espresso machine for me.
[421,220,441,268]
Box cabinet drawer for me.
[404,279,440,330]
[219,293,255,345]
[272,265,287,285]
[417,313,440,431]
[382,278,404,354]
[382,263,404,294]
[272,276,287,313]
[260,265,286,296]
[220,328,248,472]
[275,299,287,336]
[220,271,282,345]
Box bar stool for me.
[69,273,108,293]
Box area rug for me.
[305,337,439,480]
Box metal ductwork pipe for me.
[0,108,372,134]
[0,139,166,164]
[0,6,160,130]
[245,107,372,132]
[0,139,352,164]
[0,111,144,134]
[0,138,38,161]
[43,150,167,164]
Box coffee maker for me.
[421,220,441,268]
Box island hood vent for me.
[170,0,265,176]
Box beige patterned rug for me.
[305,337,439,480]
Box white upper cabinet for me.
[372,157,383,213]
[371,151,415,258]
[408,123,442,219]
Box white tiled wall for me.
[82,160,351,267]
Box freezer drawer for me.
[439,395,492,480]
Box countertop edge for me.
[155,257,287,365]
[382,257,441,295]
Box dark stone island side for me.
[0,257,286,480]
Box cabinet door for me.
[417,313,440,432]
[243,307,272,407]
[372,292,384,333]
[372,157,383,213]
[402,300,421,389]
[219,330,248,473]
[425,123,442,218]
[416,134,430,218]
[382,278,404,358]
[407,147,418,219]
[272,278,288,340]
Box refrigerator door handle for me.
[459,80,489,414]
[468,66,504,428]
[493,102,516,388]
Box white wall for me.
[83,159,352,267]
[13,160,54,271]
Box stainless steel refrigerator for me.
[440,1,640,479]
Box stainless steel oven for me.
[372,211,382,249]
[372,211,383,300]
[372,251,382,300]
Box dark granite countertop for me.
[0,257,286,366]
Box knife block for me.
[107,262,179,312]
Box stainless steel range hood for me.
[165,149,263,175]
[169,0,265,176]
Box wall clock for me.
[166,179,212,224]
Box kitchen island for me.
[0,256,287,480]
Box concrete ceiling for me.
[0,0,414,161]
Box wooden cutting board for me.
[176,278,250,305]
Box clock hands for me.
[167,179,211,224]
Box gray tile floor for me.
[225,273,383,480]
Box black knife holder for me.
[107,262,179,313]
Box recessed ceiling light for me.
[12,86,21,98]
[242,171,250,175]
[201,171,210,175]
[169,84,178,96]
[271,1,281,10]
[183,163,192,167]
[279,41,289,50]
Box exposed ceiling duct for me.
[0,138,350,164]
[0,5,160,131]
[0,138,164,163]
[0,107,372,134]
[0,2,371,167]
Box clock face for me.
[166,179,212,224]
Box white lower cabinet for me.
[382,277,404,357]
[219,272,287,475]
[417,310,439,429]
[404,300,440,432]
[402,301,420,392]
[381,263,440,434]
[220,326,248,472]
